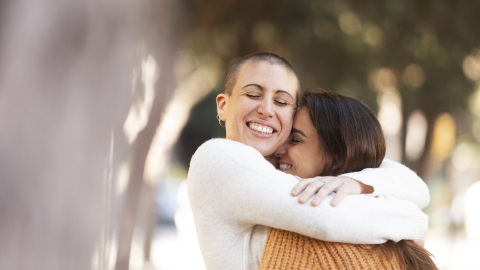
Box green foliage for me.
[177,0,480,164]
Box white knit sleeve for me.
[340,159,430,209]
[188,139,428,244]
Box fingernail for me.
[312,199,317,205]
[331,200,337,205]
[299,197,304,202]
[292,189,297,195]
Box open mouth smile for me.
[278,163,292,171]
[247,122,276,135]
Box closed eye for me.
[275,100,288,106]
[246,94,261,98]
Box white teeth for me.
[279,164,292,170]
[248,123,274,134]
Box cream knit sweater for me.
[187,139,429,270]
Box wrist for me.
[360,182,374,194]
[344,176,374,194]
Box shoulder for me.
[193,138,263,161]
[188,138,273,182]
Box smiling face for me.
[216,60,298,156]
[274,107,326,178]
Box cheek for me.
[278,110,294,131]
[227,101,249,123]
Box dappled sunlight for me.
[2,1,480,269]
[123,56,158,144]
[368,67,397,92]
[405,110,428,161]
[363,23,383,48]
[473,119,480,143]
[403,63,425,89]
[463,54,480,81]
[144,55,221,184]
[377,88,402,161]
[431,113,456,162]
[452,143,473,171]
[338,11,361,35]
[469,86,480,117]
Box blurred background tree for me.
[2,0,480,269]
[177,0,480,178]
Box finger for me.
[331,186,348,207]
[291,178,321,196]
[311,180,343,206]
[298,181,326,204]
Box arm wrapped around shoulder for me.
[341,159,430,209]
[188,139,429,244]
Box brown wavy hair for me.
[301,88,437,270]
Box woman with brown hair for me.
[261,89,437,270]
[188,53,430,270]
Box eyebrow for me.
[291,128,307,137]
[241,84,295,100]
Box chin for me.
[248,141,276,156]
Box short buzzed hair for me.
[223,52,301,106]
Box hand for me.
[291,176,374,207]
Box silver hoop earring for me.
[216,114,225,127]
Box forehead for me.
[234,61,299,96]
[293,107,315,133]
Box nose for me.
[257,99,274,118]
[274,143,287,157]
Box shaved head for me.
[223,52,301,106]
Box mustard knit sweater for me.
[260,228,401,270]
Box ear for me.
[216,93,228,121]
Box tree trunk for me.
[0,0,138,269]
[114,0,179,268]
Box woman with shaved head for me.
[188,53,430,270]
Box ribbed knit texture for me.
[260,228,401,270]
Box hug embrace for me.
[187,52,437,270]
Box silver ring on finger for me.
[318,180,326,186]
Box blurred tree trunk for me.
[142,183,156,262]
[114,0,179,268]
[417,111,437,181]
[138,0,238,265]
[0,0,138,269]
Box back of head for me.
[223,52,301,104]
[301,88,385,176]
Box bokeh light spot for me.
[368,67,397,92]
[363,24,383,47]
[431,113,456,161]
[403,63,426,89]
[405,110,428,161]
[452,143,472,171]
[338,11,361,35]
[463,55,480,81]
[377,88,402,136]
[468,86,480,117]
[473,119,480,143]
